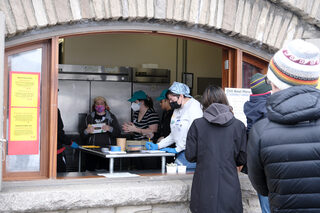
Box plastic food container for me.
[101,148,109,153]
[110,146,121,152]
[127,145,144,151]
[177,165,187,174]
[166,163,177,174]
[126,140,146,151]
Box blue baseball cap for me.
[128,90,147,102]
[169,81,192,98]
[156,89,169,101]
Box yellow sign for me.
[9,107,38,141]
[10,73,39,107]
[317,77,320,89]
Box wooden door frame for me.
[222,48,243,88]
[3,41,52,180]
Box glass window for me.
[242,61,263,88]
[6,48,42,172]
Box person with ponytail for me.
[81,96,121,171]
[122,90,159,140]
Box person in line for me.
[247,39,320,213]
[57,108,79,173]
[185,85,247,213]
[122,90,159,140]
[81,96,121,171]
[243,73,272,213]
[146,81,203,170]
[153,89,173,142]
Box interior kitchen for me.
[57,33,223,176]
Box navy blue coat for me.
[243,92,271,133]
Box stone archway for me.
[1,0,320,56]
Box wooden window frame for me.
[243,53,268,74]
[3,41,52,180]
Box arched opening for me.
[3,28,268,180]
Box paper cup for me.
[166,165,177,174]
[177,165,187,174]
[116,138,126,151]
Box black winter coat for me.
[247,86,320,213]
[80,110,121,147]
[186,103,247,213]
[57,109,71,149]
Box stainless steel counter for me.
[78,147,175,174]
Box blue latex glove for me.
[160,147,178,154]
[145,142,158,150]
[70,142,79,149]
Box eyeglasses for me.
[265,76,271,85]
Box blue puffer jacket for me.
[247,85,320,213]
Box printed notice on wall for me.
[10,72,40,107]
[225,88,251,126]
[8,72,40,155]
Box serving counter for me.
[78,147,175,174]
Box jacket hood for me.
[267,85,320,124]
[203,103,234,125]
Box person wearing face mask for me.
[145,81,203,170]
[153,89,173,142]
[81,96,121,171]
[122,90,159,140]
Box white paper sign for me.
[97,172,139,178]
[225,88,251,126]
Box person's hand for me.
[157,136,164,142]
[144,132,154,139]
[145,142,158,150]
[122,122,137,133]
[160,147,178,154]
[70,142,79,149]
[86,125,94,134]
[102,124,110,132]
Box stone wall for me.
[1,0,319,52]
[0,173,261,213]
[271,0,320,28]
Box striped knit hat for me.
[250,73,271,94]
[267,39,320,90]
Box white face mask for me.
[131,102,141,111]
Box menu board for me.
[8,72,40,155]
[225,88,251,126]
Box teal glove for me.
[146,142,158,150]
[160,147,178,154]
[70,142,79,149]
